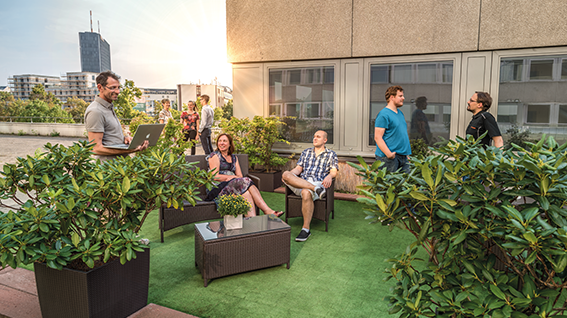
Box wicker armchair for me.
[159,154,259,242]
[284,180,335,232]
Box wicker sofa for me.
[158,154,260,242]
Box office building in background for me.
[79,32,111,73]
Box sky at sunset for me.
[0,0,232,89]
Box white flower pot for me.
[224,214,243,229]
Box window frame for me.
[362,53,462,154]
[264,60,340,150]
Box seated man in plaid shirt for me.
[282,130,338,242]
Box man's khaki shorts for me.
[283,177,323,201]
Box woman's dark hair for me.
[216,133,235,155]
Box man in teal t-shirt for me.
[374,85,412,173]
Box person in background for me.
[465,91,503,148]
[374,85,412,173]
[158,98,173,124]
[199,95,214,155]
[181,100,200,155]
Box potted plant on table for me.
[220,116,291,192]
[216,194,251,230]
[350,133,567,317]
[0,140,214,318]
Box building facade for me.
[177,84,229,110]
[135,88,178,115]
[79,32,111,73]
[226,0,567,157]
[7,74,63,100]
[59,72,99,103]
[8,72,99,103]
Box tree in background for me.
[29,84,61,106]
[20,100,73,123]
[114,79,141,122]
[221,99,233,120]
[64,97,88,121]
[0,92,16,119]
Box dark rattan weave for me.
[284,180,335,231]
[159,154,259,242]
[195,218,291,287]
[34,248,150,318]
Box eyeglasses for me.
[105,85,121,91]
[469,99,477,103]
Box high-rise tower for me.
[79,31,111,73]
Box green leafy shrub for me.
[0,141,214,270]
[504,124,536,151]
[349,134,567,317]
[216,194,251,217]
[219,116,290,172]
[410,138,431,159]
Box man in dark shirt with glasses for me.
[465,91,503,148]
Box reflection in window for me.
[526,104,550,123]
[392,64,412,83]
[369,61,453,147]
[323,67,334,84]
[288,70,301,85]
[500,60,523,82]
[371,65,389,83]
[498,54,567,144]
[417,64,436,83]
[442,64,453,83]
[269,104,282,116]
[304,103,320,119]
[270,66,334,143]
[305,68,321,84]
[559,105,567,123]
[530,60,553,80]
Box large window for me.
[497,54,567,144]
[368,61,454,147]
[269,66,334,143]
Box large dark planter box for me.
[34,248,150,318]
[250,170,283,192]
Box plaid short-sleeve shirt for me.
[297,147,339,182]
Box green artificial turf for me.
[138,192,417,318]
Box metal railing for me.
[0,116,136,124]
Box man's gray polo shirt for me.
[84,96,125,146]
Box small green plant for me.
[216,194,251,217]
[50,130,60,137]
[31,129,39,136]
[17,130,24,136]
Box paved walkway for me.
[0,134,199,318]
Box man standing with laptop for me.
[85,71,148,161]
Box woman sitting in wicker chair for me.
[206,133,284,218]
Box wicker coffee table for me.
[194,215,291,287]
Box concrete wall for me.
[0,123,86,138]
[227,0,567,63]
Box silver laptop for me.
[104,124,165,150]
